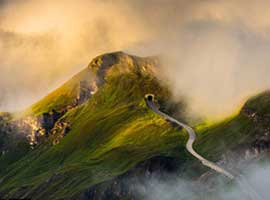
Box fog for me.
[1,0,270,119]
[1,1,270,198]
[135,163,270,200]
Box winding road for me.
[145,95,235,180]
[145,94,267,199]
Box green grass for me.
[0,71,187,199]
[0,136,30,173]
[23,68,92,116]
[194,91,270,162]
[179,91,270,178]
[1,52,270,199]
[195,115,253,161]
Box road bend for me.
[145,97,235,180]
[145,95,266,200]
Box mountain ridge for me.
[0,51,186,199]
[0,52,270,199]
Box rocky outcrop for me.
[8,109,63,147]
[241,105,270,155]
[89,52,158,86]
[5,77,96,147]
[1,106,67,148]
[50,119,71,145]
[76,81,98,105]
[1,52,159,148]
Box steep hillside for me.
[0,52,187,199]
[79,91,270,199]
[190,91,270,184]
[0,52,174,171]
[1,52,270,199]
[26,51,158,117]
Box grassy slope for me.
[195,115,252,160]
[195,92,270,161]
[0,70,187,199]
[24,68,92,116]
[21,51,157,117]
[0,69,93,173]
[0,136,30,173]
[1,51,269,199]
[177,93,269,179]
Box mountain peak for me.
[88,51,159,80]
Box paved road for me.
[145,97,235,180]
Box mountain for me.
[196,91,270,161]
[0,52,269,199]
[0,52,186,199]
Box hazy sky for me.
[1,0,270,119]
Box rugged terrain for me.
[0,52,269,199]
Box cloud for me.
[135,163,270,200]
[0,0,149,111]
[1,0,270,119]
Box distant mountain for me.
[0,52,269,199]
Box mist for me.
[1,0,270,119]
[134,163,270,200]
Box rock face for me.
[241,105,270,155]
[89,51,158,84]
[0,52,151,148]
[76,81,97,105]
[50,119,71,145]
[0,52,159,150]
[0,77,96,148]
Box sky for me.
[1,0,270,119]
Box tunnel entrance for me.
[145,94,154,102]
[147,95,153,101]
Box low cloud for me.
[135,163,270,200]
[1,0,270,119]
[0,0,149,111]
